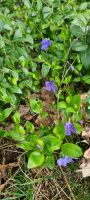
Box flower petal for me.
[57,156,74,167]
[65,122,71,136]
[41,38,51,50]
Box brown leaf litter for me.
[82,126,90,139]
[0,139,21,192]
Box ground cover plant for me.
[0,0,90,199]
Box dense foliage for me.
[0,0,90,169]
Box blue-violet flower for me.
[65,122,76,136]
[41,38,51,50]
[57,156,74,167]
[45,81,57,93]
[70,65,75,71]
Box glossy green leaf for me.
[57,101,67,109]
[13,111,20,124]
[53,122,65,140]
[61,143,83,158]
[29,99,43,114]
[74,123,82,134]
[27,151,44,168]
[17,141,33,151]
[9,86,22,94]
[26,121,35,133]
[42,134,61,154]
[45,155,55,170]
[0,107,13,122]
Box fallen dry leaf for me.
[80,93,87,116]
[35,115,54,126]
[5,123,14,131]
[82,126,90,139]
[19,105,30,117]
[80,159,90,178]
[84,148,90,159]
[82,140,89,145]
[0,179,12,192]
[80,93,88,101]
[41,87,55,105]
[0,162,19,187]
[0,162,19,171]
[0,183,6,192]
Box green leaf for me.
[3,24,12,31]
[27,151,44,168]
[70,24,82,37]
[42,6,52,18]
[0,35,5,48]
[41,64,50,78]
[72,42,88,52]
[72,95,81,110]
[29,99,43,114]
[36,139,44,149]
[24,35,34,44]
[22,0,31,8]
[66,107,76,113]
[57,101,67,109]
[72,15,87,27]
[0,107,13,122]
[7,126,25,141]
[43,6,51,13]
[9,86,22,94]
[81,48,90,68]
[74,123,82,134]
[26,121,35,133]
[17,141,33,151]
[73,77,81,82]
[80,2,87,10]
[82,75,90,84]
[0,129,7,138]
[63,75,71,84]
[19,125,25,135]
[14,29,22,39]
[13,111,20,124]
[53,122,65,140]
[45,155,55,170]
[37,0,42,10]
[61,143,82,158]
[42,134,61,154]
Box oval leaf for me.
[0,107,13,122]
[27,151,44,168]
[41,64,50,78]
[61,143,82,158]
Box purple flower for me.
[65,122,76,136]
[57,156,74,167]
[45,81,57,93]
[41,38,51,50]
[70,65,75,71]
